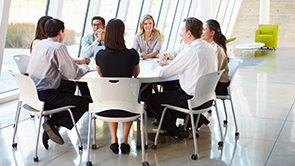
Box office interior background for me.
[0,0,295,166]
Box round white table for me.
[235,42,265,57]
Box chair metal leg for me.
[87,112,92,164]
[152,107,167,150]
[190,112,199,160]
[229,96,239,136]
[67,109,82,151]
[222,100,228,125]
[214,101,224,147]
[184,115,189,131]
[12,101,22,148]
[144,111,148,147]
[92,117,97,148]
[141,113,148,165]
[34,112,43,162]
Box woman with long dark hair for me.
[95,18,140,154]
[201,19,230,95]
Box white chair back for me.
[12,54,31,75]
[228,58,243,94]
[188,70,224,109]
[9,71,44,111]
[89,77,142,114]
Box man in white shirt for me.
[82,16,105,58]
[29,18,91,149]
[146,17,218,139]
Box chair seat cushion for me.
[96,110,139,117]
[192,100,214,110]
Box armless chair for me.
[255,24,279,49]
[86,77,149,166]
[12,54,31,75]
[216,58,243,137]
[9,71,82,162]
[151,70,225,160]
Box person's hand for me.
[82,64,90,72]
[153,59,169,68]
[84,57,91,65]
[141,52,148,60]
[160,53,174,61]
[95,28,105,41]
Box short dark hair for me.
[104,18,126,51]
[45,18,65,37]
[91,16,105,26]
[184,17,203,39]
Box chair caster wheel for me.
[79,146,83,151]
[191,154,197,160]
[218,141,223,147]
[142,161,149,166]
[86,161,92,166]
[30,115,35,118]
[12,143,17,148]
[151,144,157,150]
[33,156,38,162]
[145,144,148,149]
[92,144,97,150]
[235,132,240,137]
[208,110,212,114]
[223,120,228,125]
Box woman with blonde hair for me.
[133,14,164,60]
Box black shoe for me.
[110,143,119,154]
[42,131,49,149]
[177,130,189,139]
[120,143,130,154]
[197,115,210,128]
[43,121,64,145]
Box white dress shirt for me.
[82,33,104,58]
[166,42,189,57]
[155,39,217,95]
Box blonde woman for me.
[133,14,164,60]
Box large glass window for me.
[0,0,47,93]
[99,0,119,24]
[162,0,177,50]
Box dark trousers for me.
[146,89,193,136]
[215,82,230,95]
[38,84,90,130]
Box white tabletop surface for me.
[74,58,179,83]
[235,42,265,50]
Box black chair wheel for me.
[79,146,83,151]
[191,154,197,160]
[86,161,92,166]
[223,120,228,124]
[30,115,35,118]
[235,132,240,137]
[142,161,149,166]
[33,156,38,162]
[151,144,157,150]
[218,141,223,147]
[92,144,97,150]
[12,143,17,148]
[208,110,212,114]
[145,144,148,150]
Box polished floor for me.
[1,38,295,166]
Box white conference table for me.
[75,58,179,84]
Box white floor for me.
[1,38,295,166]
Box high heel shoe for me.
[110,143,119,154]
[120,143,130,154]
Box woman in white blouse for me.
[201,19,230,95]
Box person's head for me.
[30,15,53,52]
[139,14,155,34]
[45,18,65,42]
[104,18,126,51]
[91,16,105,32]
[202,19,227,54]
[180,17,203,44]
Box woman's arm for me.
[96,65,103,77]
[141,49,159,59]
[133,63,140,78]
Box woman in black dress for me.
[95,18,140,154]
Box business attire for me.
[95,48,139,117]
[146,39,218,137]
[211,41,230,95]
[82,33,104,58]
[29,38,91,129]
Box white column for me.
[116,0,131,22]
[259,0,270,24]
[188,0,199,17]
[47,0,64,19]
[85,0,102,35]
[0,0,11,76]
[196,0,213,22]
[141,0,153,15]
[157,0,170,32]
